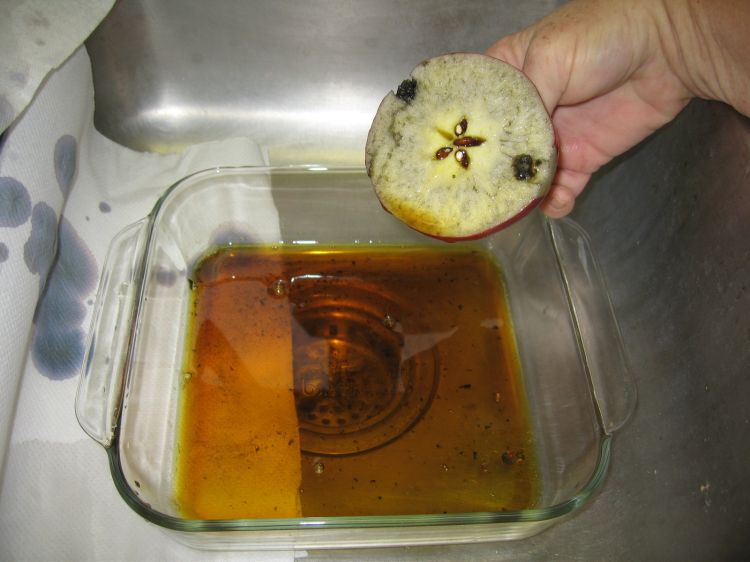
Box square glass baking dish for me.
[76,166,635,550]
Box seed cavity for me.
[435,118,484,170]
[436,128,454,141]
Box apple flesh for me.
[365,53,557,241]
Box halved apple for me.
[365,53,556,241]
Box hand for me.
[486,1,695,217]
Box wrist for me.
[655,0,750,116]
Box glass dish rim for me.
[107,436,611,532]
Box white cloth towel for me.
[0,44,298,561]
[0,0,115,133]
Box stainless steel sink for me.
[86,1,750,558]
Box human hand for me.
[486,0,694,217]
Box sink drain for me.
[290,275,438,456]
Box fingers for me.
[540,168,591,218]
[540,185,576,218]
[488,32,587,218]
[520,49,570,116]
[485,34,527,70]
[485,14,573,115]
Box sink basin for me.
[85,0,557,162]
[83,1,750,558]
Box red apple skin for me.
[375,194,544,242]
[431,196,544,242]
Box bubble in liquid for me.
[382,313,396,330]
[269,278,287,297]
[313,462,325,475]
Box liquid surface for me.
[175,245,538,519]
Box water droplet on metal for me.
[313,462,325,475]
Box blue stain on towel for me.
[210,224,256,247]
[54,135,77,197]
[0,177,32,227]
[24,202,58,288]
[31,217,97,379]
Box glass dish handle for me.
[549,218,637,434]
[75,219,150,447]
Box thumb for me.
[485,34,527,71]
[486,31,566,116]
[518,39,569,116]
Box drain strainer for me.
[290,275,439,456]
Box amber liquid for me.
[175,245,538,518]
